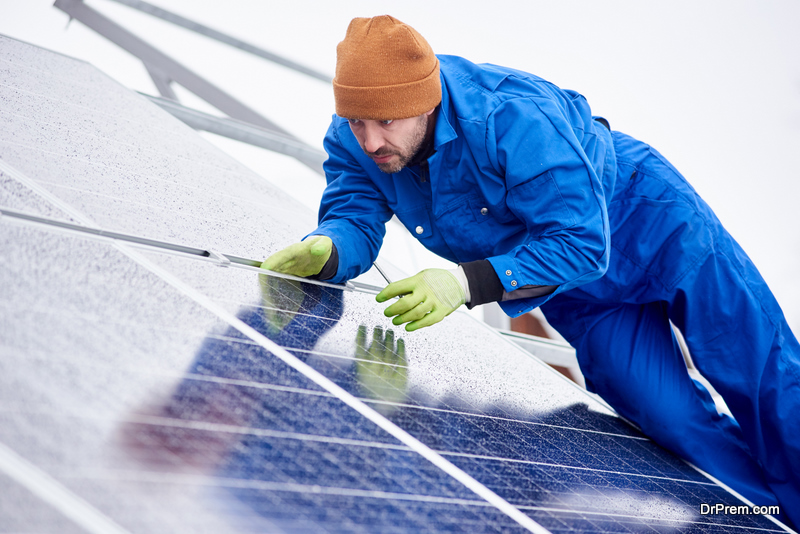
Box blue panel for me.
[0,224,533,533]
[138,254,787,532]
[0,35,791,533]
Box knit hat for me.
[333,15,441,120]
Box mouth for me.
[371,153,395,164]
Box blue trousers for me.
[542,132,800,527]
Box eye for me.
[380,120,394,125]
[347,118,361,125]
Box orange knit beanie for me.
[333,15,441,120]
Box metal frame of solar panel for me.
[0,34,793,534]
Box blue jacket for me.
[312,54,618,317]
[310,56,800,521]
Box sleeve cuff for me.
[460,259,504,308]
[308,242,339,281]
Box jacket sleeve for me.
[307,119,394,283]
[484,96,611,309]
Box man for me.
[263,15,799,525]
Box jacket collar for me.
[433,75,457,150]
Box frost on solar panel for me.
[0,34,791,533]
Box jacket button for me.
[480,207,488,215]
[511,280,518,287]
[415,226,424,235]
[505,270,512,276]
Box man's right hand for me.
[261,235,333,277]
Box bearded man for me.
[263,15,800,526]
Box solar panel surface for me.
[0,34,792,533]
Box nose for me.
[362,122,385,154]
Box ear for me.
[424,108,435,117]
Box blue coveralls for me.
[312,54,800,524]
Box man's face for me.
[347,109,434,174]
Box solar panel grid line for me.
[0,39,169,99]
[0,170,82,223]
[73,470,524,531]
[0,156,295,233]
[21,175,313,241]
[0,158,96,226]
[285,365,650,442]
[115,397,661,476]
[3,328,656,459]
[32,179,296,227]
[114,244,553,534]
[0,100,316,218]
[22,158,312,224]
[261,345,407,365]
[278,349,653,449]
[0,442,132,534]
[435,451,717,487]
[243,282,609,417]
[0,93,191,163]
[179,372,334,397]
[123,413,412,451]
[0,90,188,150]
[358,400,647,440]
[0,49,101,85]
[0,137,294,215]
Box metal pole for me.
[105,0,332,83]
[142,94,326,175]
[54,0,298,140]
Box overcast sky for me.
[3,0,800,333]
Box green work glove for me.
[376,268,466,332]
[354,325,408,415]
[261,235,332,278]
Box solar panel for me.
[0,34,792,533]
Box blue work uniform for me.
[311,54,800,525]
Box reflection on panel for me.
[137,251,784,533]
[0,223,530,533]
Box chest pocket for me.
[468,195,516,225]
[436,194,523,261]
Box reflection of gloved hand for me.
[376,269,465,331]
[261,236,332,278]
[258,273,304,335]
[355,325,407,414]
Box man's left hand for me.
[376,269,465,331]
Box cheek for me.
[391,130,415,150]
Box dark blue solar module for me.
[0,34,793,533]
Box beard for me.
[367,114,430,174]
